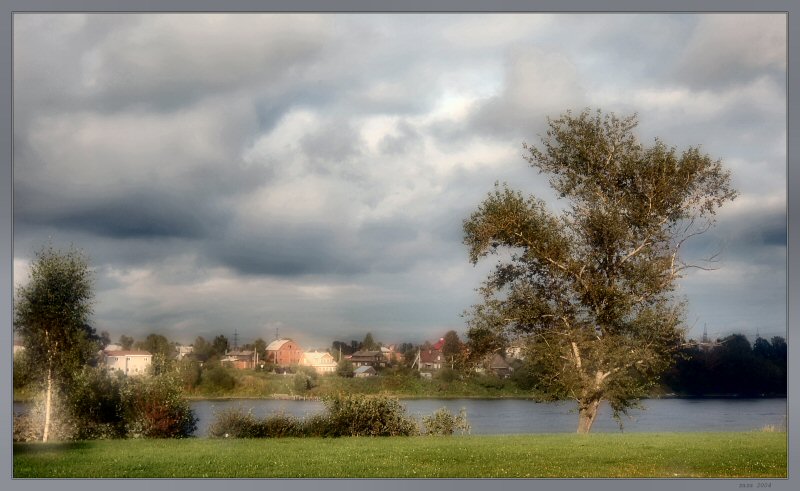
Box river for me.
[184,397,787,436]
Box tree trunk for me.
[43,367,52,442]
[576,398,601,434]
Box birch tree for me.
[14,245,96,441]
[463,109,736,433]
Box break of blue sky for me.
[13,13,786,348]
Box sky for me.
[12,13,787,349]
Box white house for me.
[301,350,337,374]
[104,350,152,376]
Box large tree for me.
[463,109,736,433]
[14,245,97,441]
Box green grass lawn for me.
[13,432,787,478]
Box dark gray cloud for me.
[12,13,786,347]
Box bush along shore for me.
[207,394,470,438]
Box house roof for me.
[266,339,294,351]
[104,350,152,356]
[354,365,376,374]
[350,350,384,359]
[432,338,446,350]
[225,350,254,358]
[420,349,442,363]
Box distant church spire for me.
[702,324,708,344]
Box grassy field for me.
[13,432,786,478]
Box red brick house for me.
[265,339,303,367]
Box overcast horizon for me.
[13,13,787,349]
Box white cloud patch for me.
[673,14,786,89]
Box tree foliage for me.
[14,245,98,441]
[441,330,466,370]
[663,335,787,396]
[119,335,134,350]
[463,109,736,433]
[336,358,355,378]
[361,332,377,351]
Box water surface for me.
[186,397,787,436]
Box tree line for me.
[662,334,787,397]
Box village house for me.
[380,345,404,364]
[265,338,304,367]
[419,348,444,371]
[221,350,257,369]
[301,350,337,374]
[485,353,513,378]
[103,350,152,376]
[175,345,194,361]
[348,350,387,368]
[417,337,446,371]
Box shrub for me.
[176,359,202,390]
[262,412,303,437]
[63,367,127,439]
[323,393,418,436]
[207,394,420,439]
[336,359,354,378]
[121,374,197,438]
[422,407,471,436]
[293,370,318,392]
[208,407,263,438]
[209,408,305,438]
[13,390,72,442]
[473,373,507,390]
[303,413,334,437]
[435,368,460,383]
[201,366,237,392]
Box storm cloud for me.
[13,13,786,347]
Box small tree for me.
[441,330,465,370]
[254,338,267,364]
[464,109,736,433]
[119,334,134,350]
[336,358,355,378]
[14,245,97,441]
[361,332,377,351]
[212,335,230,357]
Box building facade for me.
[265,339,304,367]
[301,351,337,374]
[221,350,256,369]
[104,350,152,376]
[348,350,387,368]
